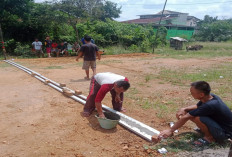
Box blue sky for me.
[35,0,232,21]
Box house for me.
[122,10,200,40]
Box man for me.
[72,42,80,55]
[81,72,130,118]
[57,42,68,57]
[153,81,232,146]
[76,35,100,80]
[45,36,52,57]
[81,35,95,45]
[32,38,44,58]
[51,41,58,57]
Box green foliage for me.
[14,42,34,57]
[194,15,232,42]
[76,19,155,48]
[128,44,138,51]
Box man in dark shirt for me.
[76,35,100,80]
[153,81,232,145]
[57,42,68,57]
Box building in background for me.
[122,10,200,40]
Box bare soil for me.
[0,54,231,157]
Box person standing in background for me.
[45,36,52,57]
[76,35,100,80]
[32,38,44,58]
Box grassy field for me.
[103,42,232,59]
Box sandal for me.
[193,138,211,147]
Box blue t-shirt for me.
[189,94,232,134]
[81,38,95,45]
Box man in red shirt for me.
[51,41,58,57]
[82,72,130,118]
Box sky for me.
[35,0,232,21]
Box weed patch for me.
[44,66,64,69]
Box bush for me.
[140,39,150,52]
[128,44,138,51]
[4,39,17,55]
[14,42,34,57]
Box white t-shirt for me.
[32,41,42,50]
[94,72,125,85]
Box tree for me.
[53,0,121,41]
[194,16,232,42]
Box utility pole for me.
[0,23,7,60]
[153,0,168,53]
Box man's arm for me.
[176,105,197,119]
[95,102,105,118]
[115,91,122,103]
[76,51,83,61]
[155,113,194,140]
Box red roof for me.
[121,16,175,24]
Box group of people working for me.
[33,34,232,147]
[75,35,232,147]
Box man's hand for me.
[99,113,105,118]
[115,95,122,103]
[176,108,187,120]
[158,129,173,140]
[76,58,79,62]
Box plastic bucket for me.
[95,111,120,129]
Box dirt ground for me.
[0,54,231,157]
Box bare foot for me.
[120,107,126,113]
[84,77,90,80]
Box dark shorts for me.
[200,116,229,142]
[82,61,96,70]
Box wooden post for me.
[0,23,7,60]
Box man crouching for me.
[81,72,130,118]
[153,81,232,146]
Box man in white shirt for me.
[32,38,44,58]
[82,72,130,118]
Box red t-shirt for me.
[94,72,129,103]
[52,43,58,48]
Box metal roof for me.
[170,37,188,42]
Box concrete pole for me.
[153,0,168,52]
[0,23,7,60]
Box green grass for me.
[103,45,148,55]
[154,42,232,59]
[44,66,64,69]
[155,63,232,109]
[157,63,232,85]
[102,41,232,58]
[0,62,10,68]
[144,132,230,153]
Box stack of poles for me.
[4,60,160,142]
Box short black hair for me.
[115,80,130,90]
[84,35,91,42]
[191,81,211,95]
